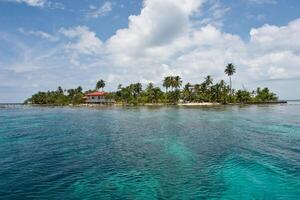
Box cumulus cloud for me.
[59,26,104,68]
[106,0,203,66]
[52,0,300,84]
[60,26,103,55]
[102,0,299,84]
[3,0,300,101]
[249,19,300,52]
[242,19,300,80]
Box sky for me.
[0,0,300,102]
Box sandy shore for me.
[24,101,287,108]
[178,102,221,106]
[77,102,222,107]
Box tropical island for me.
[25,64,283,106]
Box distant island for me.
[25,64,283,106]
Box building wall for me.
[85,96,114,104]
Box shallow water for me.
[0,103,299,199]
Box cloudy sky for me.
[0,0,300,102]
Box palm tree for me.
[224,63,236,95]
[96,80,105,91]
[205,75,213,86]
[118,84,122,90]
[129,83,142,99]
[76,86,83,94]
[174,76,182,89]
[211,83,221,102]
[134,83,142,95]
[152,87,163,103]
[57,86,63,94]
[163,77,171,92]
[183,83,192,102]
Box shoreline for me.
[8,101,288,108]
[178,102,221,106]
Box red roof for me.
[86,91,106,96]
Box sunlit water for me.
[0,103,299,199]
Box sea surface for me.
[0,103,299,200]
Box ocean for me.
[0,103,299,199]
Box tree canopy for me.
[25,65,279,105]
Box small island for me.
[25,64,285,106]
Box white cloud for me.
[15,0,47,7]
[246,14,265,21]
[107,0,203,63]
[9,0,64,9]
[103,0,300,85]
[242,19,300,80]
[89,4,96,10]
[3,0,300,101]
[246,0,277,4]
[249,19,300,52]
[86,1,112,19]
[59,26,104,68]
[18,28,58,41]
[53,0,300,85]
[199,0,231,27]
[60,26,103,55]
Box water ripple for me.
[0,105,299,199]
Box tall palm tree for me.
[224,63,236,95]
[174,76,182,89]
[96,80,105,91]
[205,75,213,86]
[163,77,171,92]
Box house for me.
[84,91,114,104]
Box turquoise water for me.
[0,103,299,199]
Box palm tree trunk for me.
[229,76,232,96]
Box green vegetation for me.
[25,81,103,105]
[25,64,279,105]
[25,86,85,105]
[96,79,105,91]
[225,63,236,97]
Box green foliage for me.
[225,63,236,96]
[225,63,236,76]
[166,90,181,104]
[236,90,252,104]
[182,83,194,102]
[114,83,144,105]
[110,73,278,105]
[25,65,279,105]
[96,80,105,91]
[254,87,278,102]
[146,83,164,103]
[163,76,182,92]
[25,86,84,105]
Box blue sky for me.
[0,0,300,102]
